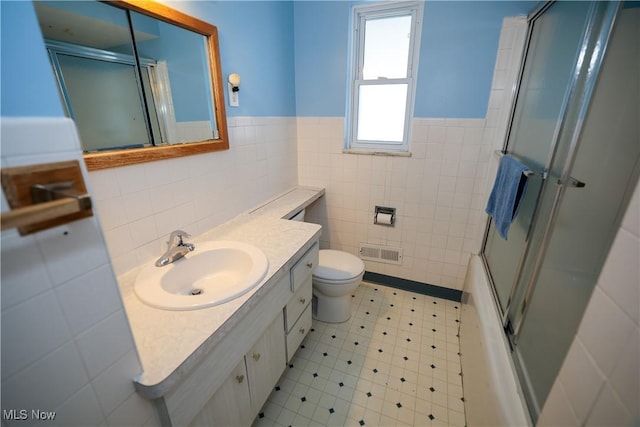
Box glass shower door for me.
[512,2,638,417]
[483,1,592,316]
[481,0,634,422]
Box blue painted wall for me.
[294,1,535,118]
[294,1,351,117]
[1,0,534,120]
[418,1,534,117]
[1,1,65,117]
[167,1,296,117]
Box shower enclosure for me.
[481,0,639,422]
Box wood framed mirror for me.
[34,0,229,171]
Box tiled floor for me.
[253,282,466,427]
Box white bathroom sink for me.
[134,241,269,310]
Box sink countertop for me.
[116,186,324,398]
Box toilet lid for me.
[314,250,365,281]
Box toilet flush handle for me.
[306,261,313,268]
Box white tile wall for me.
[298,117,491,290]
[88,117,298,276]
[297,17,528,293]
[0,118,159,427]
[482,16,528,199]
[537,182,640,427]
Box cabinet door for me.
[189,359,252,427]
[246,311,286,413]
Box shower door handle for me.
[557,176,586,188]
[566,177,586,188]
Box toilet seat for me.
[313,250,365,282]
[313,276,359,286]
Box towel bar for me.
[494,150,545,178]
[1,160,93,235]
[494,150,586,187]
[1,197,91,232]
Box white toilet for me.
[289,209,365,323]
[312,249,365,323]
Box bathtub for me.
[459,254,532,427]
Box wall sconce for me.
[228,73,241,107]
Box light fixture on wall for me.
[228,73,241,107]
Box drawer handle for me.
[236,374,244,384]
[306,262,313,268]
[299,328,306,335]
[299,298,306,305]
[253,353,261,362]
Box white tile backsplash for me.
[539,182,640,425]
[298,117,487,290]
[557,339,606,422]
[1,290,72,379]
[89,117,298,276]
[597,228,640,325]
[91,350,141,416]
[55,265,123,336]
[35,218,110,286]
[1,118,153,426]
[609,331,640,415]
[0,117,81,156]
[585,383,634,427]
[75,310,137,379]
[575,287,637,376]
[106,392,159,427]
[537,381,579,427]
[0,233,52,310]
[1,342,88,414]
[49,384,105,427]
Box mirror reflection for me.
[34,1,219,152]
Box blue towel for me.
[485,155,529,240]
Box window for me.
[346,2,423,154]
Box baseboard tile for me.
[363,271,463,302]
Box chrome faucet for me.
[155,230,195,267]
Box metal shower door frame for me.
[479,1,622,338]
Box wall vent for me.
[359,243,403,265]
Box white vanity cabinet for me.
[189,312,285,427]
[164,242,319,427]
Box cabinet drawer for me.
[290,243,318,292]
[286,304,312,363]
[285,277,312,333]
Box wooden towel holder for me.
[1,160,93,236]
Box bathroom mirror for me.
[34,0,229,171]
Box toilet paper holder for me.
[374,206,396,226]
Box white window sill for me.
[342,149,412,157]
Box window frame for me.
[346,1,424,154]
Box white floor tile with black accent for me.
[253,282,466,427]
